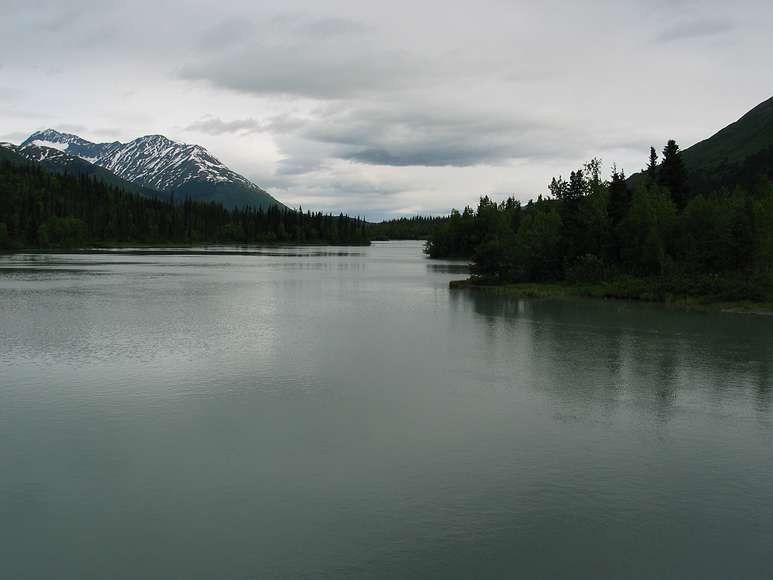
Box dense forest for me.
[685,143,773,196]
[368,215,447,240]
[427,141,773,300]
[0,160,368,249]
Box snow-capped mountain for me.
[20,129,282,209]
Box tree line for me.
[368,215,448,240]
[0,161,368,249]
[427,141,773,300]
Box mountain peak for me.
[134,134,179,146]
[23,129,95,150]
[19,128,283,209]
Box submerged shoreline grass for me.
[449,277,773,315]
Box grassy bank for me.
[449,277,773,315]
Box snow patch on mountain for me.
[30,140,69,152]
[19,143,68,162]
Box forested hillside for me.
[627,96,773,196]
[0,160,368,249]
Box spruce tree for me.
[658,140,690,208]
[607,168,630,227]
[647,147,658,183]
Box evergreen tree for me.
[658,140,690,208]
[548,176,568,200]
[647,147,658,183]
[607,168,630,227]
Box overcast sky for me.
[2,0,771,219]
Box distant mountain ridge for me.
[19,129,283,209]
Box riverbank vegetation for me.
[429,142,773,303]
[0,160,368,249]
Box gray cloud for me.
[3,0,772,218]
[0,86,24,102]
[655,17,735,43]
[180,46,431,101]
[56,123,89,134]
[272,105,588,170]
[49,124,127,141]
[0,130,29,143]
[186,116,267,135]
[179,13,444,100]
[90,127,125,138]
[195,18,257,50]
[268,13,369,38]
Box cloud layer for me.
[2,0,772,219]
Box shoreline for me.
[0,240,371,255]
[449,278,773,316]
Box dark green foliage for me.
[368,215,447,240]
[470,236,514,282]
[428,143,773,300]
[688,145,773,195]
[38,217,88,248]
[0,160,368,249]
[682,95,773,172]
[0,222,9,249]
[37,154,154,197]
[426,196,521,259]
[647,147,658,183]
[0,147,32,166]
[607,168,630,262]
[171,180,281,211]
[658,140,690,208]
[512,201,563,281]
[426,206,478,258]
[617,183,677,274]
[566,254,607,284]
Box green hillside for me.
[38,155,158,198]
[0,147,32,166]
[626,96,773,195]
[174,180,283,210]
[682,96,773,171]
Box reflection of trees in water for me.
[426,263,470,275]
[653,344,679,420]
[755,358,771,412]
[461,292,773,418]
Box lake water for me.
[1,241,772,579]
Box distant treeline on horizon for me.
[0,161,368,249]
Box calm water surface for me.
[1,241,772,579]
